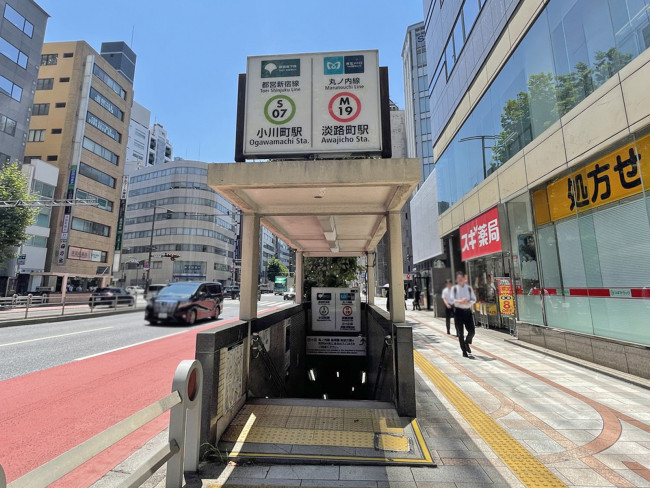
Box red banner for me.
[460,206,502,260]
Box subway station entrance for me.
[194,157,433,465]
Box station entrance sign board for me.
[239,50,386,160]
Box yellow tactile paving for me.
[344,417,374,432]
[414,350,568,488]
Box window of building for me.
[0,152,10,164]
[134,141,145,150]
[55,102,66,108]
[86,112,121,142]
[32,103,49,115]
[27,129,45,142]
[0,114,17,136]
[0,35,27,68]
[36,78,54,90]
[3,5,33,37]
[71,217,110,237]
[78,162,116,188]
[63,52,73,58]
[40,54,58,66]
[75,188,114,212]
[0,75,22,101]
[31,179,55,198]
[51,128,62,134]
[128,165,208,183]
[24,235,47,247]
[34,206,51,227]
[46,155,57,161]
[82,137,119,165]
[435,0,650,203]
[92,63,126,99]
[89,87,124,120]
[151,261,162,269]
[59,77,70,83]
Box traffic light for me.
[163,253,180,261]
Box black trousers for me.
[454,307,475,354]
[444,306,455,334]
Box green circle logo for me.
[264,95,296,125]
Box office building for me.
[0,0,48,165]
[147,123,172,165]
[0,158,58,295]
[402,21,433,180]
[125,101,150,167]
[24,40,134,290]
[100,41,136,84]
[121,160,236,286]
[421,0,650,370]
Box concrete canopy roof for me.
[208,158,421,257]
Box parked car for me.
[89,287,134,307]
[125,286,145,296]
[145,284,167,300]
[283,288,296,301]
[145,281,223,325]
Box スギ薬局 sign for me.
[460,206,502,260]
[242,51,382,158]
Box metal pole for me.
[481,135,488,179]
[146,206,158,289]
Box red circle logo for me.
[328,92,361,123]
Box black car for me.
[145,281,223,325]
[89,287,134,307]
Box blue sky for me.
[38,0,424,162]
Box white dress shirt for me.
[452,284,476,309]
[441,286,454,306]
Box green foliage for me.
[266,256,288,283]
[491,48,633,169]
[0,163,37,266]
[303,257,363,300]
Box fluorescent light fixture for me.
[361,371,367,384]
[308,369,316,382]
[336,371,340,378]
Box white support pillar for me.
[387,212,405,324]
[367,252,375,305]
[239,213,260,321]
[295,251,304,304]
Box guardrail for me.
[0,360,202,488]
[0,293,143,322]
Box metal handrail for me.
[251,333,287,396]
[373,335,393,400]
[0,359,202,488]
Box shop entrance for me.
[467,252,511,329]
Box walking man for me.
[452,272,477,358]
[441,279,455,335]
[413,286,422,311]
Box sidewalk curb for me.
[505,337,650,391]
[0,307,144,329]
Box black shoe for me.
[463,352,468,357]
[466,345,472,354]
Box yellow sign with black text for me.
[534,134,650,225]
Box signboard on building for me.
[533,134,650,225]
[56,242,67,266]
[496,277,515,317]
[238,50,388,160]
[337,290,360,332]
[459,206,502,260]
[17,254,26,265]
[306,336,366,356]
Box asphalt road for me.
[0,294,287,381]
[0,293,291,485]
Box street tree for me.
[266,257,288,283]
[0,163,37,266]
[303,257,363,300]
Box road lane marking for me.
[0,327,113,348]
[74,303,291,361]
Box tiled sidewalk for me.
[122,306,650,488]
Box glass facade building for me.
[423,0,650,350]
